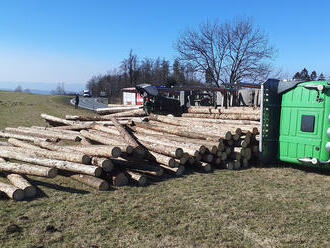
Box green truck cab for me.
[260,79,330,168]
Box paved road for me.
[70,97,108,111]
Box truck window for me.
[301,115,315,132]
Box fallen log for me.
[126,170,147,186]
[71,174,109,190]
[0,149,102,177]
[149,151,178,168]
[181,113,260,121]
[109,117,145,157]
[91,157,113,172]
[159,164,185,176]
[7,174,36,198]
[40,113,76,126]
[7,139,92,164]
[5,127,81,142]
[96,106,141,115]
[0,181,24,201]
[0,131,51,143]
[103,108,146,118]
[0,161,57,178]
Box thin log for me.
[0,181,24,201]
[71,174,109,190]
[6,174,36,198]
[181,113,260,121]
[0,131,51,142]
[5,127,81,141]
[149,151,178,168]
[40,113,75,126]
[96,106,141,115]
[0,149,102,177]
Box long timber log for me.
[40,113,76,126]
[181,113,260,121]
[96,106,141,115]
[6,174,36,198]
[91,157,113,172]
[188,106,260,115]
[126,170,147,186]
[0,148,102,177]
[0,131,52,143]
[7,139,92,164]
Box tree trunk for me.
[91,157,114,172]
[40,113,76,126]
[148,151,178,168]
[96,106,141,115]
[71,174,109,190]
[0,181,24,201]
[6,140,92,164]
[5,127,81,142]
[109,117,145,157]
[6,174,36,198]
[126,170,147,186]
[0,161,57,178]
[0,131,51,142]
[181,113,260,121]
[0,149,102,177]
[103,108,146,117]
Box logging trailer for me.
[137,80,330,168]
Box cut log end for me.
[23,186,37,198]
[111,147,122,158]
[82,155,92,165]
[48,168,58,178]
[12,189,25,201]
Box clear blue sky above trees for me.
[0,0,329,84]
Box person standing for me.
[75,94,79,109]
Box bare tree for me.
[121,49,139,86]
[176,17,275,86]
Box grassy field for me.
[0,91,329,248]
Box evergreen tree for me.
[310,71,317,81]
[318,73,326,81]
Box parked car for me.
[83,90,91,97]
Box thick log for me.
[0,131,50,143]
[159,164,185,176]
[110,172,129,186]
[91,157,113,172]
[126,170,147,186]
[79,130,123,157]
[104,108,146,118]
[0,181,24,201]
[7,139,92,164]
[181,113,260,121]
[5,127,81,142]
[112,159,163,176]
[138,140,182,161]
[0,149,102,177]
[40,113,75,126]
[96,106,141,115]
[149,151,178,168]
[0,161,57,178]
[6,174,36,198]
[71,174,109,190]
[51,123,94,130]
[109,117,145,157]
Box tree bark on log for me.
[6,139,92,164]
[71,174,109,190]
[5,127,81,142]
[0,149,102,177]
[103,108,146,118]
[6,174,36,198]
[181,113,260,121]
[148,151,178,168]
[188,106,260,115]
[0,181,24,201]
[0,131,51,142]
[91,157,113,172]
[109,117,144,157]
[126,170,147,186]
[40,113,76,126]
[96,106,141,115]
[0,161,57,178]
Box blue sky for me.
[0,0,329,86]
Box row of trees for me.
[86,53,202,98]
[293,68,327,81]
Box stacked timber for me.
[0,108,259,201]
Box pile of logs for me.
[0,107,259,201]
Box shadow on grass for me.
[28,178,90,195]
